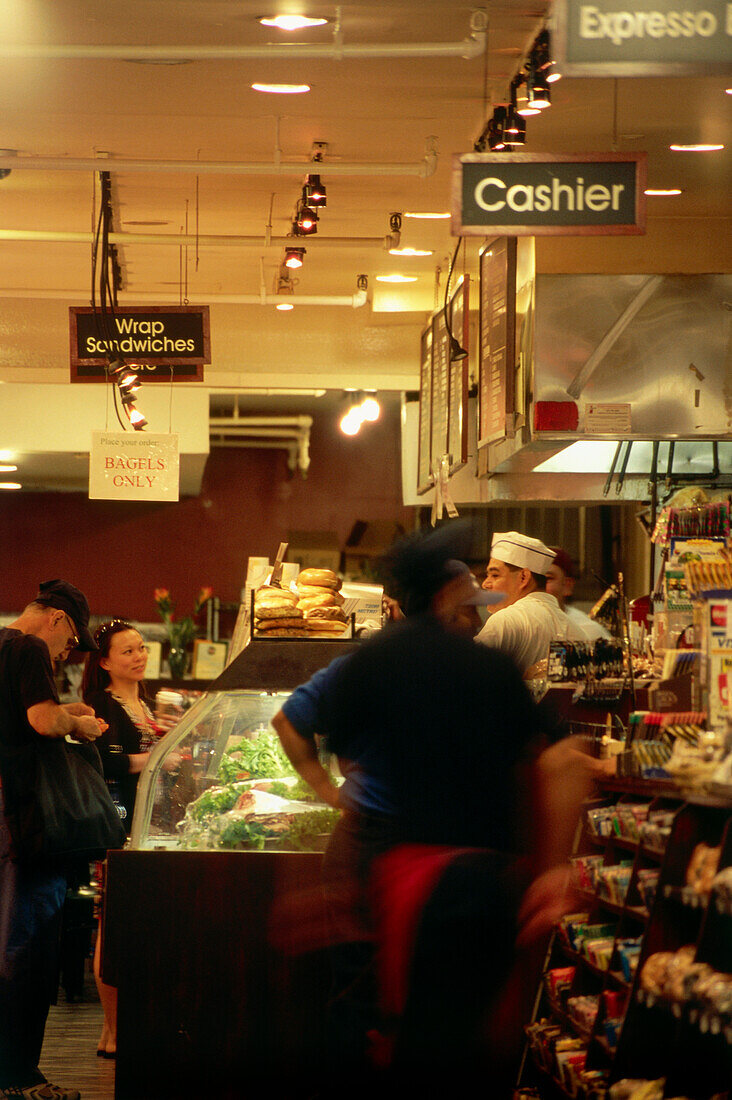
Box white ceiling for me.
[0,0,729,404]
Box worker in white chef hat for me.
[475,530,590,675]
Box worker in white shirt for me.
[545,548,611,643]
[475,531,591,674]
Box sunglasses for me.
[62,612,80,650]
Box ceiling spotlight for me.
[389,247,434,256]
[376,274,418,283]
[504,86,527,146]
[449,335,468,362]
[533,28,562,83]
[526,67,551,109]
[259,15,328,30]
[360,393,380,422]
[293,201,318,235]
[129,407,147,431]
[0,464,18,472]
[0,482,22,490]
[339,406,363,436]
[303,173,327,207]
[504,113,527,146]
[251,82,310,94]
[276,302,294,311]
[403,211,450,220]
[516,81,541,117]
[117,373,140,397]
[484,106,508,152]
[645,188,683,196]
[669,143,724,152]
[284,246,306,269]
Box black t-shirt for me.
[319,614,544,851]
[0,627,59,819]
[0,627,59,755]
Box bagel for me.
[297,568,341,590]
[255,616,305,631]
[296,585,345,605]
[304,619,348,634]
[256,627,308,637]
[255,606,303,621]
[297,594,340,612]
[304,606,347,622]
[255,586,298,607]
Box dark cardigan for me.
[84,690,149,833]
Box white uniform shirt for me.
[475,591,591,673]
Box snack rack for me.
[517,779,732,1099]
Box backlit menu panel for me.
[417,324,433,494]
[478,238,516,447]
[430,309,450,467]
[447,276,469,473]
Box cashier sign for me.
[89,431,180,502]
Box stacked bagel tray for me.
[252,567,352,639]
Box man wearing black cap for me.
[0,580,102,1100]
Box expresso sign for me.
[69,305,210,382]
[554,0,732,75]
[452,153,646,236]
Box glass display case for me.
[129,637,357,852]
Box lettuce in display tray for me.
[177,778,339,851]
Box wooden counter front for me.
[103,848,330,1099]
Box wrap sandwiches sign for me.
[453,153,646,236]
[554,0,732,75]
[70,305,210,382]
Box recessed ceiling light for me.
[644,188,683,196]
[403,211,450,220]
[388,247,434,256]
[276,302,294,311]
[726,88,732,95]
[670,143,724,152]
[252,82,310,94]
[0,464,18,472]
[259,15,328,30]
[0,482,21,490]
[124,221,171,227]
[376,274,418,283]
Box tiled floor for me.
[40,974,115,1100]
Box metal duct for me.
[0,12,487,63]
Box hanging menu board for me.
[417,325,433,495]
[430,309,450,470]
[478,238,516,448]
[447,276,469,474]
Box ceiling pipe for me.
[0,12,487,63]
[0,229,398,250]
[0,287,369,308]
[0,148,437,178]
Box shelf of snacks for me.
[520,785,732,1099]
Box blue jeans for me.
[0,788,67,1087]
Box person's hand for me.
[72,714,105,742]
[162,751,182,773]
[382,595,405,622]
[63,701,95,717]
[155,707,184,733]
[516,864,579,948]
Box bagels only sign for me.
[554,0,732,75]
[452,153,646,236]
